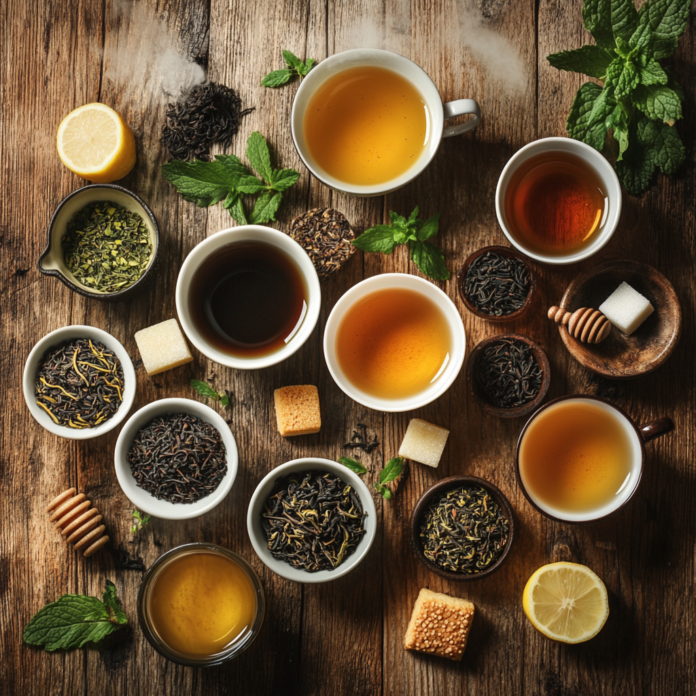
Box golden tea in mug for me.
[519,400,633,514]
[335,288,451,400]
[504,151,607,256]
[304,66,428,186]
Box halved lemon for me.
[523,562,609,643]
[57,103,136,183]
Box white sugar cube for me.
[599,282,654,335]
[398,419,450,468]
[134,318,193,375]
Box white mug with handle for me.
[291,48,481,197]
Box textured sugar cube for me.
[404,589,475,661]
[274,385,321,437]
[398,419,449,468]
[134,318,193,375]
[599,282,654,335]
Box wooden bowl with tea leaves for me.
[466,333,551,419]
[410,475,515,582]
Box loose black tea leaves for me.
[464,251,531,316]
[420,486,509,574]
[161,82,253,161]
[127,413,227,504]
[62,201,153,294]
[343,422,380,454]
[35,339,124,429]
[477,338,543,408]
[261,471,367,572]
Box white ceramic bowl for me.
[323,274,466,412]
[291,48,480,197]
[495,137,622,265]
[247,458,378,583]
[23,325,136,440]
[175,225,321,370]
[114,398,238,520]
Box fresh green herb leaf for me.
[352,208,449,280]
[547,45,615,79]
[630,0,690,59]
[638,115,685,175]
[131,509,151,536]
[23,581,128,651]
[338,456,368,475]
[160,158,236,207]
[246,131,273,182]
[269,168,301,192]
[250,191,283,224]
[639,58,669,85]
[374,483,393,500]
[235,174,268,195]
[633,84,682,124]
[191,379,231,409]
[378,457,405,485]
[262,51,318,87]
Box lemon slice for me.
[523,562,609,643]
[57,103,136,183]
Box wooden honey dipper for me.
[548,306,612,344]
[46,488,109,558]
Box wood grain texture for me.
[1,0,694,694]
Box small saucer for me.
[558,259,682,378]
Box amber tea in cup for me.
[188,241,307,358]
[303,66,428,186]
[335,287,451,400]
[504,151,608,257]
[519,400,635,516]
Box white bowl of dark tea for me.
[324,274,466,412]
[176,225,321,369]
[516,395,674,523]
[247,458,378,583]
[496,137,622,265]
[114,398,238,520]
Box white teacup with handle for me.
[291,48,481,197]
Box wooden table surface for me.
[1,1,694,694]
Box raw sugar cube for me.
[134,318,193,375]
[404,588,475,661]
[398,419,449,468]
[599,282,654,335]
[274,385,321,437]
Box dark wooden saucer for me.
[558,259,682,379]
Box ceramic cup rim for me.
[22,324,136,440]
[175,225,321,370]
[246,457,378,583]
[495,137,622,265]
[323,273,466,412]
[515,394,645,523]
[114,397,238,520]
[137,543,265,666]
[291,48,446,197]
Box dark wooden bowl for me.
[410,475,515,582]
[466,333,551,419]
[558,259,682,378]
[456,245,536,323]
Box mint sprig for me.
[23,581,127,651]
[191,379,231,408]
[547,0,688,195]
[161,132,299,224]
[338,456,368,475]
[352,207,449,281]
[373,457,405,501]
[262,50,317,87]
[131,509,151,536]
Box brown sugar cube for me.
[403,588,475,661]
[273,385,321,437]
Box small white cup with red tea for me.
[292,48,480,197]
[495,137,622,265]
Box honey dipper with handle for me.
[548,306,611,344]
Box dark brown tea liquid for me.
[188,242,307,357]
[504,151,608,257]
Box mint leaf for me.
[409,240,450,281]
[406,207,420,225]
[269,168,300,192]
[638,116,685,175]
[352,226,398,254]
[630,0,690,59]
[250,191,283,224]
[246,132,273,182]
[219,393,230,407]
[261,69,293,87]
[191,379,219,400]
[374,483,392,500]
[639,58,669,85]
[417,213,440,241]
[235,174,267,194]
[566,82,612,151]
[392,224,416,245]
[613,59,640,100]
[546,46,615,79]
[23,582,127,651]
[664,68,685,101]
[583,0,639,46]
[282,50,302,69]
[338,457,368,475]
[216,154,247,178]
[228,196,248,225]
[389,210,408,226]
[161,159,235,207]
[378,457,405,485]
[298,58,316,77]
[633,84,682,124]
